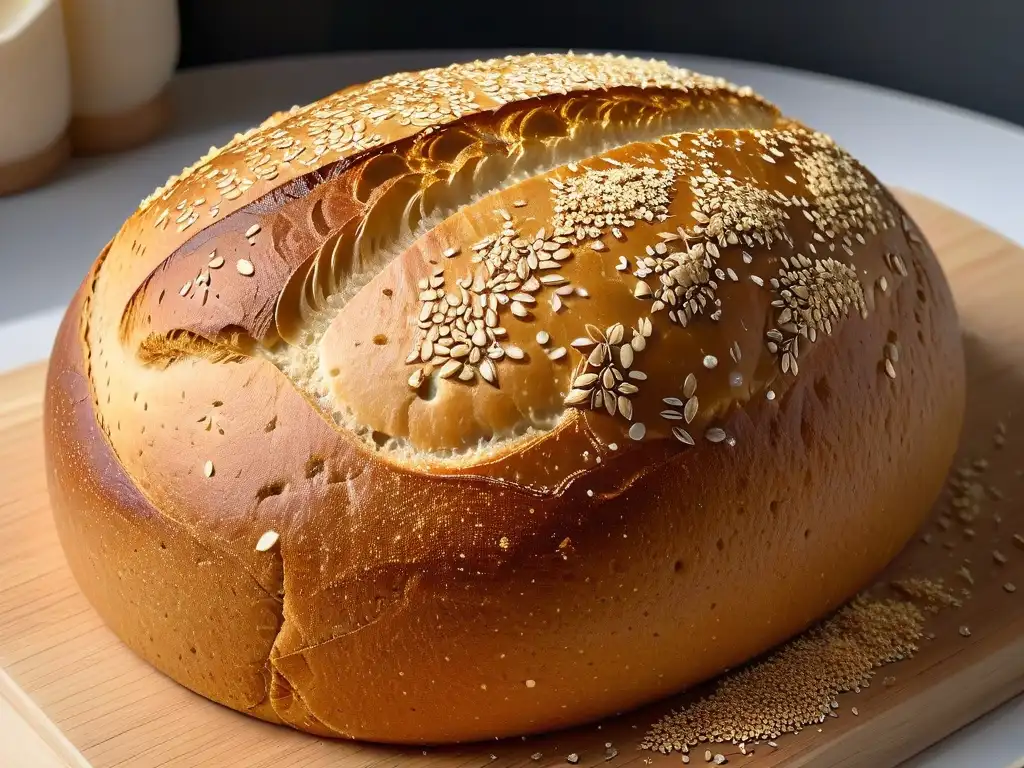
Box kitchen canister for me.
[0,0,72,196]
[61,0,179,154]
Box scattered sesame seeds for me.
[703,355,718,369]
[255,530,279,552]
[236,259,255,276]
[891,578,962,611]
[203,460,214,477]
[208,253,224,269]
[641,596,923,752]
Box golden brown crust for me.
[44,53,965,742]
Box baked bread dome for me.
[44,53,965,743]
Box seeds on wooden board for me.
[641,596,923,752]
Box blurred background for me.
[176,0,1024,127]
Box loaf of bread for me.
[44,53,965,743]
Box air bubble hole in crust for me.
[813,376,832,406]
[799,413,813,446]
[256,482,286,502]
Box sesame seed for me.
[179,282,192,297]
[959,625,972,637]
[684,397,699,424]
[236,259,255,276]
[884,359,897,379]
[705,427,727,443]
[443,247,459,258]
[683,373,697,399]
[766,390,776,400]
[255,530,279,552]
[244,224,261,239]
[703,355,718,369]
[208,254,224,269]
[513,199,527,207]
[536,331,550,345]
[1005,583,1018,593]
[629,423,646,441]
[567,755,579,765]
[591,241,606,252]
[525,679,536,688]
[203,460,214,477]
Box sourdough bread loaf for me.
[44,53,965,743]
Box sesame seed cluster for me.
[138,53,758,237]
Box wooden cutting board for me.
[1,191,1022,768]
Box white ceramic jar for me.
[61,0,179,153]
[0,0,72,195]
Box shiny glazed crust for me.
[44,53,965,743]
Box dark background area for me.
[175,0,1024,127]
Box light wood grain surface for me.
[0,191,1021,768]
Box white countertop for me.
[0,49,1022,767]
